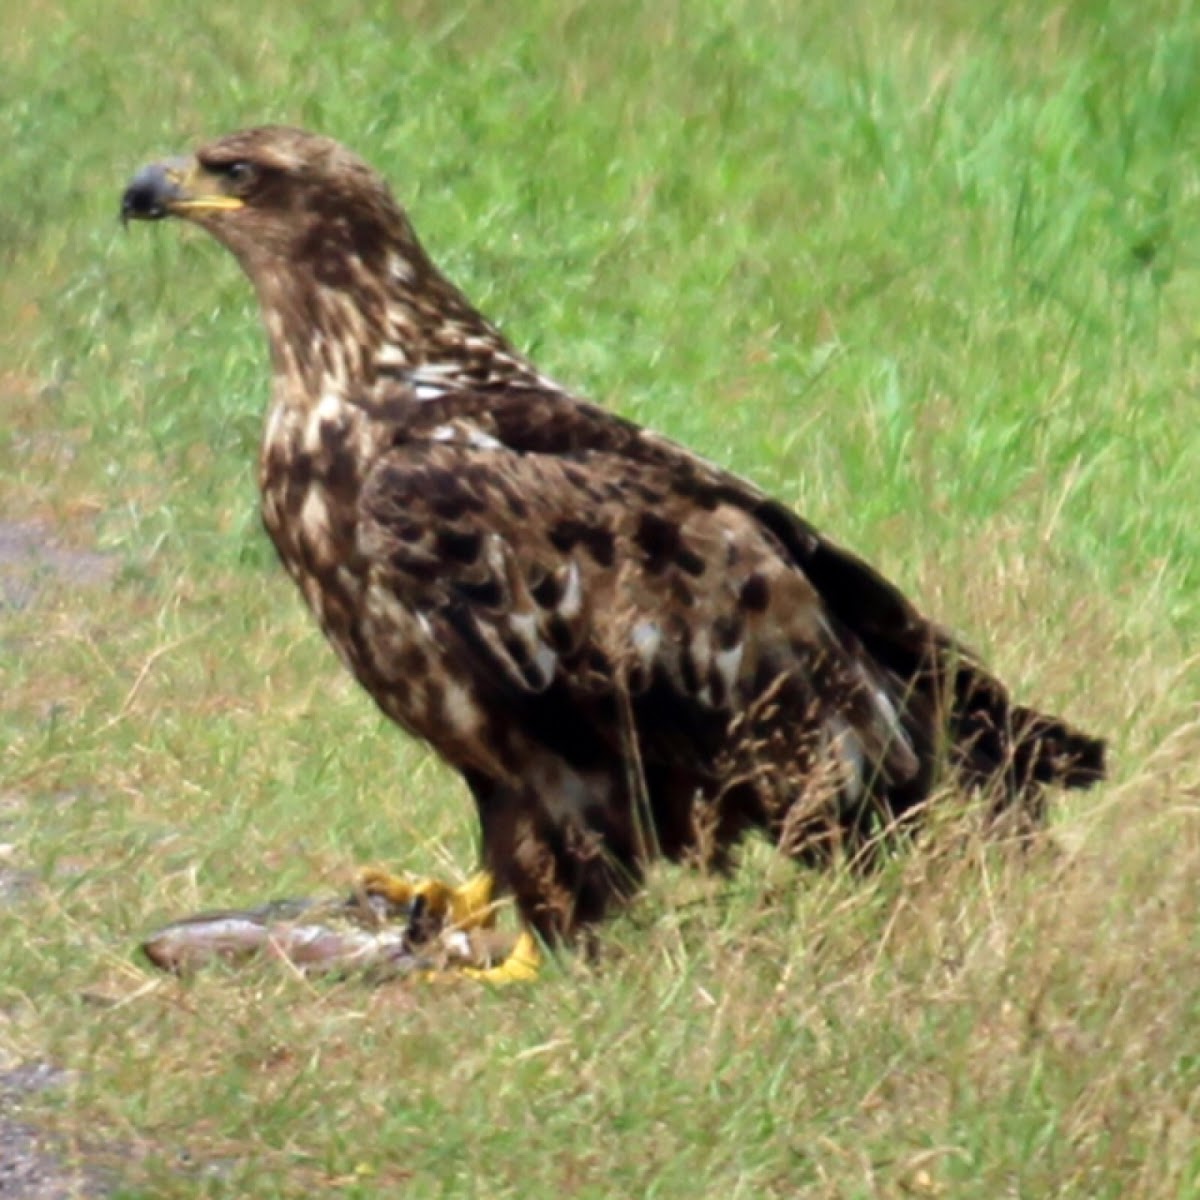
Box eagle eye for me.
[224,161,255,185]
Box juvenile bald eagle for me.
[122,127,1104,981]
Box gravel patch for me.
[0,522,115,611]
[0,1065,109,1199]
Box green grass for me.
[2,0,1199,1195]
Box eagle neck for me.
[254,253,547,411]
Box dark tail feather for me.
[945,657,1107,798]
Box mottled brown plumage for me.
[122,127,1105,947]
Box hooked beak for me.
[120,156,244,226]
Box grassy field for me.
[2,0,1198,1195]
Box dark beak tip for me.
[120,163,173,226]
[120,194,163,226]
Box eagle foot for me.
[353,867,500,933]
[354,868,541,984]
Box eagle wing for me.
[356,386,921,789]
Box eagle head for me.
[119,126,506,389]
[120,126,425,288]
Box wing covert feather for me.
[356,414,916,781]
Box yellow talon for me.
[354,865,417,910]
[354,869,540,982]
[354,868,500,931]
[445,872,499,931]
[462,927,542,984]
